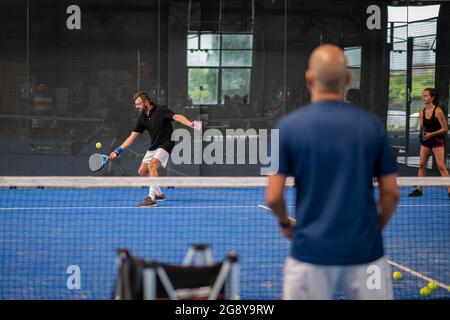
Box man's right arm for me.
[109,131,140,159]
[374,120,400,231]
[377,173,400,231]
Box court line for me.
[387,259,449,290]
[1,203,448,210]
[260,204,450,210]
[0,205,262,210]
[258,205,297,224]
[397,204,450,207]
[263,204,450,208]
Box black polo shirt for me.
[133,105,176,153]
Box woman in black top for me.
[409,88,450,198]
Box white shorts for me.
[142,148,170,168]
[283,256,393,300]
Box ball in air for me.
[95,142,102,149]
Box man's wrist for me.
[279,219,291,228]
[114,146,124,155]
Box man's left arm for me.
[172,114,200,129]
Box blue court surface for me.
[0,186,448,299]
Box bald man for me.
[266,44,400,300]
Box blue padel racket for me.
[89,153,109,172]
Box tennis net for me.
[0,176,448,299]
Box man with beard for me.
[110,91,201,207]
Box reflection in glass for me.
[188,68,219,105]
[222,34,253,49]
[222,69,251,104]
[187,50,220,67]
[222,51,253,67]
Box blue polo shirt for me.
[277,100,397,265]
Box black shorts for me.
[421,136,445,149]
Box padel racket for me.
[89,153,109,172]
[419,125,428,143]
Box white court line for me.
[397,204,450,207]
[387,259,449,290]
[1,203,448,211]
[259,204,450,209]
[0,205,260,210]
[259,205,449,290]
[258,205,297,224]
[266,204,449,208]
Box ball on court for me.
[392,271,402,280]
[427,282,437,291]
[420,287,430,296]
[95,142,102,149]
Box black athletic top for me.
[422,106,444,139]
[133,105,175,153]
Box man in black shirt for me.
[109,91,201,207]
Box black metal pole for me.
[405,37,413,169]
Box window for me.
[386,5,440,132]
[187,33,253,105]
[344,46,361,90]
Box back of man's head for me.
[306,44,351,100]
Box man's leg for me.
[138,151,157,207]
[147,148,170,200]
[147,158,163,199]
[283,256,338,300]
[339,257,393,300]
[138,162,149,177]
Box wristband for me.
[114,146,124,156]
[279,220,291,229]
